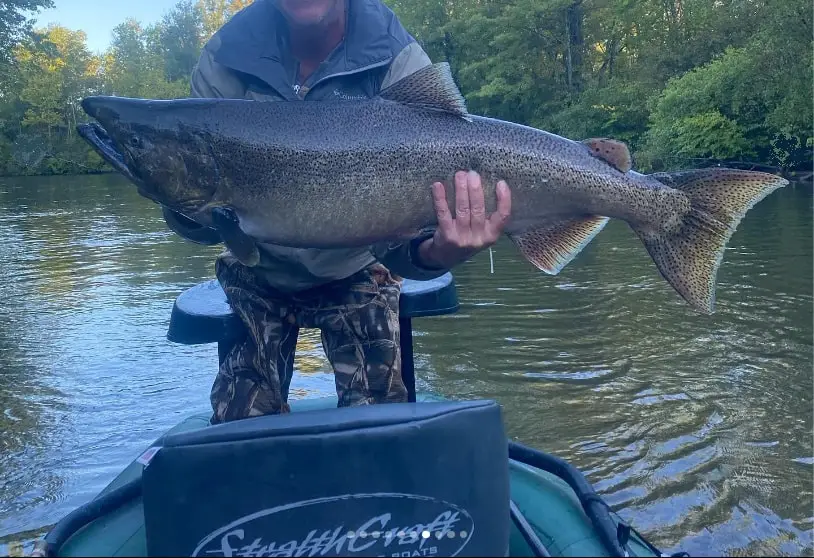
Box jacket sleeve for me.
[161,39,247,245]
[368,42,449,281]
[189,38,249,99]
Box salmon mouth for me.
[77,122,144,187]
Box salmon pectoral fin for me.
[211,206,261,267]
[633,168,789,314]
[508,215,610,275]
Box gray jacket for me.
[163,0,447,293]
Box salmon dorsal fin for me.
[581,138,632,173]
[379,62,471,121]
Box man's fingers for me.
[487,180,512,234]
[467,170,487,235]
[431,182,455,236]
[454,170,470,228]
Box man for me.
[163,0,512,424]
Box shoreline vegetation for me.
[0,0,811,179]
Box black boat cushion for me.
[141,399,510,557]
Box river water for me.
[0,173,811,556]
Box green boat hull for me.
[49,394,663,557]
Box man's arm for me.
[162,40,247,244]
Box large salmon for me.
[77,62,787,313]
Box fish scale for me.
[77,62,788,315]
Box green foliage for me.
[390,0,812,172]
[0,0,811,176]
[0,0,55,72]
[0,0,246,175]
[640,0,813,170]
[546,80,652,149]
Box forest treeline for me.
[0,0,811,176]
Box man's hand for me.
[417,170,512,269]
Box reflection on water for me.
[0,174,811,556]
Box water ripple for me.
[0,175,811,557]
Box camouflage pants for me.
[210,257,408,424]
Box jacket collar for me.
[211,0,403,96]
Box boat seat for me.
[141,398,510,557]
[165,273,459,401]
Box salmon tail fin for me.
[632,168,788,314]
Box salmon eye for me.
[129,136,144,149]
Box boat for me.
[34,273,688,557]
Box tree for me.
[0,0,810,176]
[0,0,54,66]
[640,0,813,169]
[9,25,104,174]
[197,0,253,38]
[0,0,55,96]
[151,0,205,82]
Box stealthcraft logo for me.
[192,493,475,557]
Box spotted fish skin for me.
[77,63,788,314]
